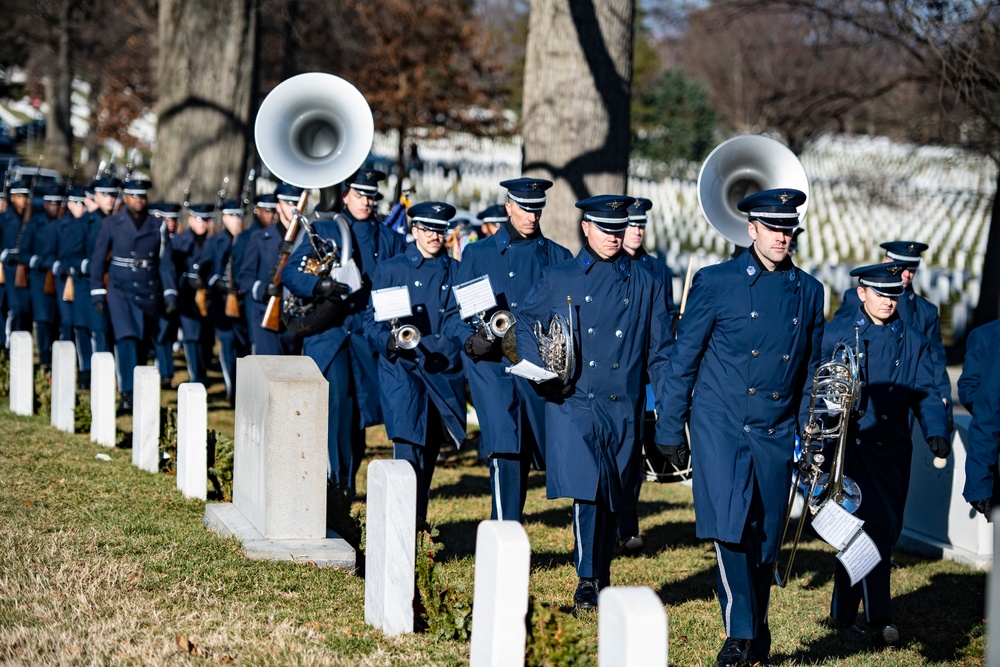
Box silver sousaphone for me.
[696,134,810,248]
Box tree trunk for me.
[521,0,634,252]
[154,0,257,205]
[972,166,1000,330]
[43,0,74,174]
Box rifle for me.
[57,162,79,218]
[46,163,80,296]
[196,175,230,318]
[112,150,137,215]
[0,167,9,214]
[261,190,309,332]
[14,155,44,289]
[224,168,255,319]
[0,168,8,285]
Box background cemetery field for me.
[0,363,989,666]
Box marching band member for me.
[205,198,250,404]
[834,241,952,433]
[475,204,505,238]
[958,318,1000,413]
[281,169,405,500]
[824,262,950,647]
[238,185,302,356]
[171,202,215,386]
[89,178,178,412]
[364,201,466,525]
[515,195,672,610]
[445,177,572,522]
[20,185,63,372]
[616,196,679,556]
[657,189,825,667]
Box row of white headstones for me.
[7,330,671,666]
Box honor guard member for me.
[171,202,215,386]
[0,179,32,339]
[515,195,671,609]
[81,178,120,356]
[150,202,181,387]
[89,178,178,412]
[614,196,679,556]
[825,262,950,647]
[205,198,249,404]
[445,177,572,522]
[281,170,406,495]
[20,185,63,371]
[53,187,93,385]
[363,202,466,524]
[475,204,506,238]
[237,186,302,355]
[834,241,952,431]
[657,188,825,667]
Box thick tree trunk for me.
[43,0,74,173]
[972,166,1000,329]
[521,0,634,252]
[154,0,257,205]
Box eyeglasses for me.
[415,226,445,236]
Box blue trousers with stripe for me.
[713,477,773,655]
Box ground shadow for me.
[656,561,718,605]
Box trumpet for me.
[475,309,515,341]
[391,319,421,350]
[775,335,863,587]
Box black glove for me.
[657,442,690,470]
[164,300,178,316]
[186,274,206,291]
[386,335,399,356]
[212,278,231,294]
[972,498,993,521]
[463,328,496,360]
[263,282,283,299]
[313,278,349,299]
[278,240,293,254]
[927,435,951,459]
[94,300,107,315]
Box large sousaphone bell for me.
[697,135,810,248]
[254,72,375,189]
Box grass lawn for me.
[0,359,987,665]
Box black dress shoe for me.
[618,534,644,556]
[715,637,751,667]
[119,392,133,413]
[77,371,91,390]
[871,623,900,647]
[747,651,774,667]
[573,578,600,611]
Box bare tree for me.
[154,0,258,203]
[720,0,1000,325]
[521,0,635,252]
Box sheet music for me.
[505,360,559,383]
[837,530,882,586]
[811,499,865,551]
[330,259,363,295]
[371,285,412,322]
[453,275,497,320]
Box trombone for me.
[775,336,864,587]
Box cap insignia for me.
[777,192,793,204]
[607,200,626,211]
[887,264,904,275]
